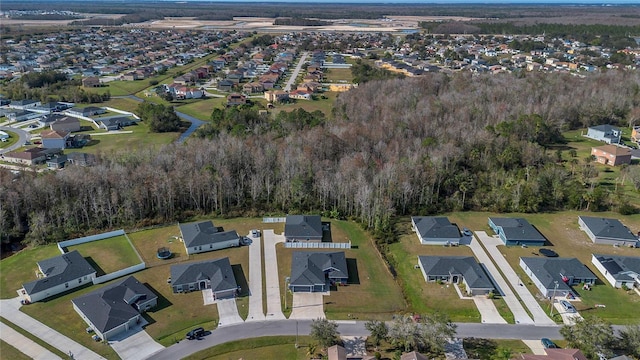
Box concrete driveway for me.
[475,232,556,326]
[0,321,62,360]
[553,300,583,325]
[216,298,244,327]
[109,321,164,360]
[467,234,535,325]
[263,229,286,320]
[472,296,508,324]
[289,292,325,320]
[522,339,547,355]
[246,231,266,322]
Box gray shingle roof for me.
[72,276,156,334]
[290,252,348,287]
[22,250,96,295]
[490,217,546,242]
[418,256,494,290]
[285,215,322,239]
[593,254,640,282]
[520,257,596,291]
[179,221,239,248]
[579,216,637,242]
[412,217,461,240]
[170,258,237,292]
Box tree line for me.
[2,70,640,246]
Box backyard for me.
[66,234,141,275]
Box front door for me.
[199,281,207,290]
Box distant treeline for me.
[273,18,330,27]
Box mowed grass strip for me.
[448,211,640,324]
[67,235,141,275]
[0,338,32,360]
[0,244,62,299]
[277,219,405,320]
[184,336,311,360]
[0,317,68,359]
[388,218,481,322]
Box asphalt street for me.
[0,125,29,154]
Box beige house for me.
[591,144,631,166]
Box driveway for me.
[467,234,534,325]
[246,231,266,322]
[289,292,325,320]
[522,339,547,355]
[216,298,244,327]
[0,321,62,360]
[0,297,105,360]
[109,321,164,360]
[553,301,583,325]
[263,229,286,320]
[475,233,556,326]
[472,296,507,324]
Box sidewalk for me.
[475,232,556,326]
[468,234,534,325]
[0,321,62,360]
[0,297,105,360]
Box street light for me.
[284,277,290,310]
[549,281,559,317]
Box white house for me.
[179,221,241,255]
[591,254,640,289]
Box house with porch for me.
[488,217,546,246]
[289,251,348,292]
[170,258,238,297]
[72,276,157,341]
[591,254,640,289]
[417,256,495,295]
[19,250,96,303]
[411,216,462,246]
[519,257,597,297]
[178,220,241,255]
[578,216,638,247]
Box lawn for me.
[277,219,406,320]
[463,338,531,360]
[387,219,481,322]
[66,234,141,275]
[0,338,33,360]
[0,244,62,299]
[0,129,19,148]
[273,92,338,118]
[184,336,312,360]
[176,97,225,121]
[447,211,640,325]
[323,67,354,83]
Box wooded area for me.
[2,71,640,245]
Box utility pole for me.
[549,281,559,317]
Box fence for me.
[93,263,146,284]
[103,107,141,120]
[263,217,287,223]
[57,229,126,253]
[284,241,351,249]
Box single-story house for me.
[0,130,8,140]
[2,148,62,166]
[586,124,621,144]
[46,154,68,169]
[519,257,597,297]
[72,276,157,341]
[401,351,430,360]
[591,145,632,166]
[67,152,96,167]
[411,216,462,246]
[41,129,71,149]
[82,76,101,88]
[19,250,96,303]
[517,349,587,360]
[417,256,495,295]
[284,215,324,242]
[7,110,41,122]
[578,216,638,247]
[591,254,640,289]
[328,345,348,360]
[66,106,105,117]
[8,99,40,110]
[289,89,312,100]
[178,220,241,255]
[289,251,348,292]
[97,117,137,131]
[488,217,546,246]
[50,116,81,133]
[170,257,238,297]
[218,79,235,92]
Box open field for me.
[273,92,338,118]
[184,336,312,360]
[0,244,62,299]
[323,68,354,83]
[447,211,640,324]
[67,234,141,275]
[277,219,405,320]
[176,97,225,121]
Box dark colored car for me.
[541,338,559,349]
[539,248,558,257]
[186,327,205,340]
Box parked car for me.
[462,228,472,236]
[251,229,260,238]
[186,327,205,340]
[541,338,559,349]
[560,300,576,313]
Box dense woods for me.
[2,71,640,246]
[1,71,110,104]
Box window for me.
[65,283,69,288]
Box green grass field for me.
[0,129,19,148]
[273,92,338,118]
[0,244,62,299]
[184,336,312,360]
[323,67,354,83]
[176,97,226,121]
[66,235,141,275]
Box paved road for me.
[0,125,29,154]
[476,233,556,326]
[175,111,206,144]
[468,233,535,325]
[263,230,286,320]
[283,52,308,92]
[0,297,105,360]
[247,233,266,322]
[148,320,565,360]
[0,322,62,360]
